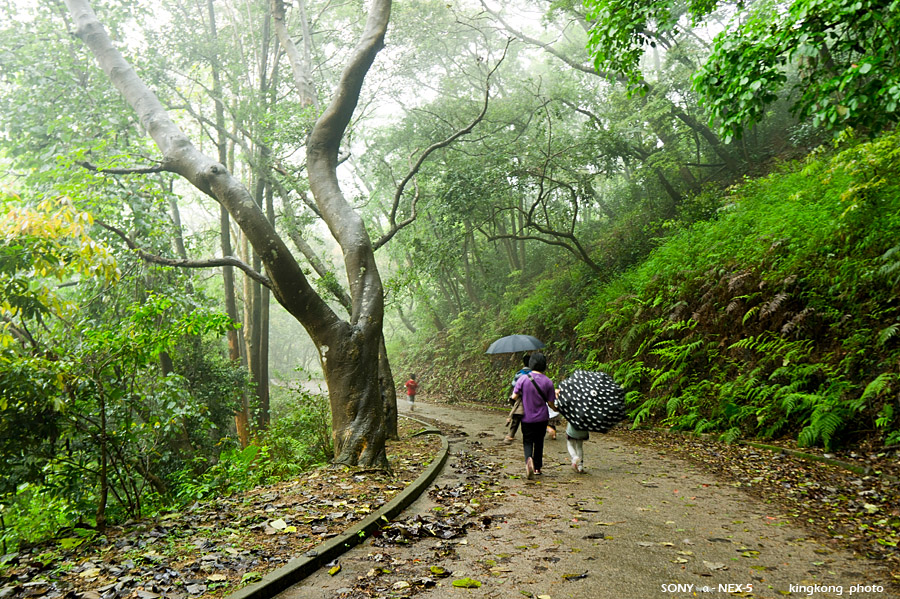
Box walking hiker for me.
[405,374,418,410]
[510,352,556,479]
[565,420,589,473]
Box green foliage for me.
[264,386,333,474]
[0,484,80,553]
[0,195,119,329]
[584,0,900,140]
[171,387,332,502]
[172,445,260,502]
[583,0,680,91]
[0,202,245,536]
[574,131,900,447]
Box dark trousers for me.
[521,420,548,471]
[508,413,522,437]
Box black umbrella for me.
[485,334,545,354]
[555,370,627,433]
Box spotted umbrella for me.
[555,370,626,433]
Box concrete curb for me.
[225,421,449,599]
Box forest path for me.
[277,401,891,599]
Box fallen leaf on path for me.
[430,565,451,577]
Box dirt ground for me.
[276,401,895,599]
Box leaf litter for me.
[343,446,504,598]
[0,419,442,599]
[9,413,899,598]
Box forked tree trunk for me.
[64,0,393,468]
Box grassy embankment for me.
[398,131,900,450]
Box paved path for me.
[277,401,893,599]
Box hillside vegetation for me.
[399,131,900,451]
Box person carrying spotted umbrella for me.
[555,369,627,473]
[564,415,590,473]
[510,352,556,479]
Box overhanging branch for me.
[372,40,511,251]
[78,160,171,175]
[98,220,272,288]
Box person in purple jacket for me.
[510,352,557,479]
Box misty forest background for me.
[2,0,900,552]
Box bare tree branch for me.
[480,0,612,79]
[78,161,170,175]
[481,0,740,172]
[97,220,272,288]
[281,193,353,312]
[271,0,319,110]
[372,41,510,251]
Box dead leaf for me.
[78,567,102,578]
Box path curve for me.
[277,401,892,599]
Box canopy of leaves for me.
[584,0,900,140]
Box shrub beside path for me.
[278,401,894,599]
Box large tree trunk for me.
[305,0,391,467]
[64,0,393,467]
[318,321,387,466]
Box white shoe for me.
[572,458,583,473]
